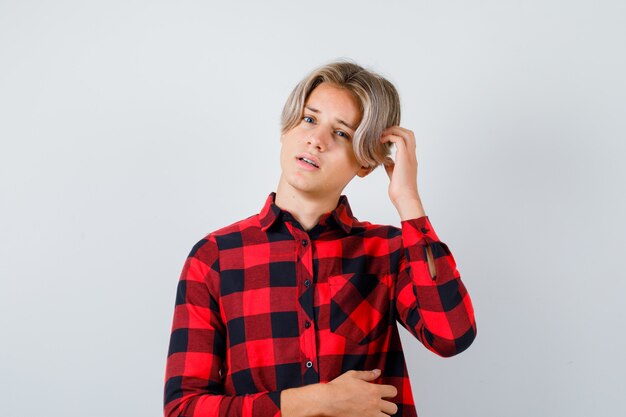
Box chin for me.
[285,178,321,193]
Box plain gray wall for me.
[1,1,624,416]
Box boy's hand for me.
[280,369,398,417]
[380,126,426,219]
[323,369,398,417]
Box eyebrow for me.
[304,106,356,131]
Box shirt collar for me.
[259,191,355,234]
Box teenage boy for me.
[164,61,477,417]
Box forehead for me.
[305,83,362,127]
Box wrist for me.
[309,383,330,417]
[394,196,426,220]
[281,383,328,417]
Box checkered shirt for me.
[164,191,477,417]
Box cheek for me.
[280,140,296,165]
[342,148,359,167]
[333,157,359,177]
[280,146,290,164]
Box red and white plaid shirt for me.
[164,191,476,417]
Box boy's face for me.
[279,82,372,199]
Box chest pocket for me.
[328,272,392,345]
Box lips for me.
[295,153,320,168]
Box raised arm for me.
[380,126,476,357]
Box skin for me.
[275,81,374,230]
[277,82,436,417]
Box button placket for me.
[294,230,318,380]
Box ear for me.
[356,165,374,178]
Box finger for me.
[378,384,398,399]
[383,126,416,150]
[383,126,414,138]
[379,399,399,416]
[382,134,415,164]
[381,131,412,148]
[380,134,408,154]
[350,369,381,381]
[385,135,415,155]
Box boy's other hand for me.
[381,126,426,220]
[323,369,398,417]
[280,369,398,417]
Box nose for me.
[306,126,332,151]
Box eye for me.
[303,116,314,123]
[335,130,350,139]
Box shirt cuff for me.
[400,215,441,245]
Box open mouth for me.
[297,156,319,168]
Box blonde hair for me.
[280,59,401,170]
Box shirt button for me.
[304,320,311,329]
[305,360,313,368]
[302,239,308,247]
[421,227,430,233]
[304,279,311,287]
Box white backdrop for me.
[1,1,625,416]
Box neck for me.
[274,175,341,231]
